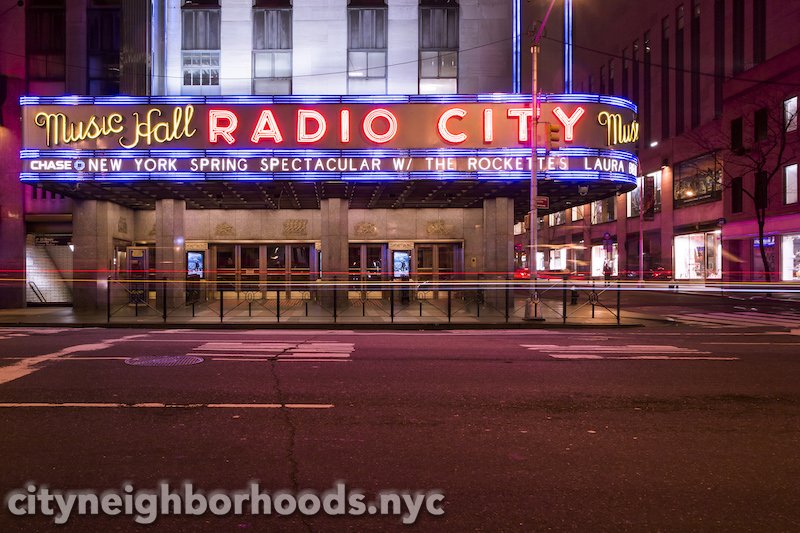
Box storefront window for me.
[571,206,584,221]
[591,244,618,277]
[673,230,722,280]
[673,153,722,208]
[549,248,567,270]
[782,234,800,281]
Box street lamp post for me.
[525,0,558,320]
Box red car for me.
[513,268,588,280]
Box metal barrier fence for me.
[105,277,626,325]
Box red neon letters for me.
[207,105,589,145]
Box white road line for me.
[521,342,736,361]
[211,357,350,363]
[0,402,334,409]
[697,313,798,326]
[639,332,796,336]
[702,342,800,346]
[549,354,604,359]
[279,353,352,358]
[547,354,738,361]
[669,312,800,328]
[193,346,287,352]
[0,328,75,335]
[608,355,739,361]
[728,313,800,326]
[669,315,740,326]
[188,353,352,360]
[0,338,139,385]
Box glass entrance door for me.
[240,246,260,291]
[414,243,463,297]
[349,244,387,282]
[348,244,387,300]
[211,243,317,297]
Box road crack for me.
[267,339,316,533]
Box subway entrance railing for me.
[105,277,626,325]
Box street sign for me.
[536,196,550,209]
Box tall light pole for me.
[525,0,558,320]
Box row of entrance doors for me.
[122,242,464,293]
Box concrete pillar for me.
[483,198,515,279]
[73,200,114,312]
[155,199,186,309]
[616,194,628,273]
[660,166,675,276]
[320,198,349,305]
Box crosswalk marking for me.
[522,343,738,361]
[667,311,800,328]
[188,341,354,363]
[0,328,77,341]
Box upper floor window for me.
[591,197,616,224]
[348,0,387,94]
[571,206,584,221]
[419,0,458,94]
[785,163,799,205]
[253,1,292,94]
[182,0,221,89]
[673,153,722,208]
[87,0,121,95]
[26,0,66,87]
[548,211,566,227]
[627,171,663,217]
[731,117,743,151]
[754,107,768,142]
[785,96,798,133]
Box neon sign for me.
[21,94,639,184]
[597,111,640,146]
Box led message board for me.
[20,94,639,184]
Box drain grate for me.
[124,355,204,367]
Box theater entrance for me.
[209,243,317,298]
[414,242,463,298]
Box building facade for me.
[0,0,636,310]
[2,0,642,316]
[534,0,800,283]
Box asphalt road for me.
[0,324,799,532]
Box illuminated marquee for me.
[20,94,639,184]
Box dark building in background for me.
[535,0,800,282]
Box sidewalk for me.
[0,301,657,329]
[662,283,800,302]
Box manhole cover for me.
[124,355,204,367]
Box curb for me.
[0,320,647,330]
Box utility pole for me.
[525,0,558,320]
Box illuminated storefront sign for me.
[20,94,638,183]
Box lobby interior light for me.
[649,140,658,148]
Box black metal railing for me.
[105,277,632,326]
